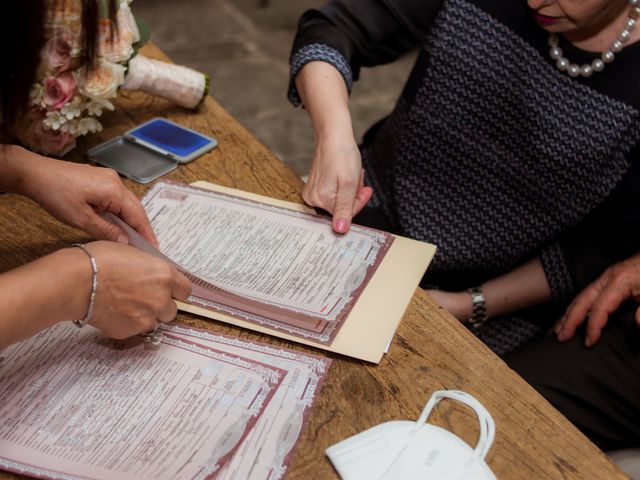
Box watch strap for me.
[468,287,488,330]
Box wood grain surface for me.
[0,44,627,480]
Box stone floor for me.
[133,0,415,176]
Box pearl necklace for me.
[548,0,640,78]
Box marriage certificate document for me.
[162,323,331,480]
[143,182,394,345]
[0,323,287,480]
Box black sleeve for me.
[291,0,442,80]
[554,148,640,296]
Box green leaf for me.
[131,17,151,59]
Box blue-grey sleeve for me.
[288,0,442,106]
[288,43,353,107]
[540,243,574,301]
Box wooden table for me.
[0,44,628,479]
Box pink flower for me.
[35,123,76,156]
[43,72,77,109]
[44,27,73,73]
[17,109,76,156]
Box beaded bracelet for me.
[72,244,98,328]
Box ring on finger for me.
[139,323,163,346]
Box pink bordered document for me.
[161,323,331,480]
[138,181,436,363]
[141,181,394,345]
[0,323,287,480]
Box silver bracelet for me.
[72,244,98,328]
[467,287,488,331]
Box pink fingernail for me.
[335,219,348,233]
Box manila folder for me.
[175,181,437,364]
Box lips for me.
[534,12,560,26]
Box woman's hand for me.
[5,146,158,246]
[426,289,472,322]
[0,241,191,348]
[556,255,640,347]
[294,62,373,234]
[80,241,192,339]
[303,137,373,233]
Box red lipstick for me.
[534,12,560,26]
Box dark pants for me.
[505,303,640,451]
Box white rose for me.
[99,1,140,63]
[79,60,126,101]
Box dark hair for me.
[0,0,117,130]
[79,0,118,71]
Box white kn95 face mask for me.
[325,390,497,480]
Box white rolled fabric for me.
[121,55,207,109]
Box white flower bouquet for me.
[16,0,209,156]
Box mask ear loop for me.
[413,390,495,461]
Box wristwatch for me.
[467,287,488,330]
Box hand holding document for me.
[0,180,433,479]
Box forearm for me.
[0,144,46,195]
[295,62,353,143]
[0,248,91,348]
[481,257,552,318]
[294,61,370,230]
[428,257,553,322]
